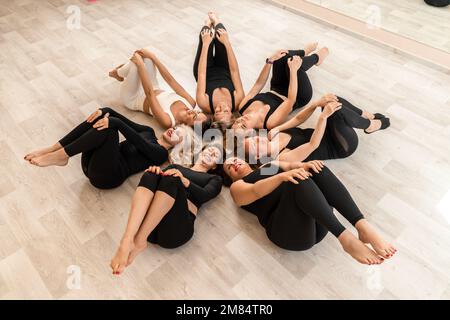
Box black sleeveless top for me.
[283,127,314,150]
[206,66,236,113]
[241,165,283,227]
[239,92,284,129]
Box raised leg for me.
[212,23,230,70]
[309,167,395,259]
[193,25,215,80]
[292,177,384,265]
[110,186,155,275]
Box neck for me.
[191,162,209,173]
[241,166,253,177]
[157,137,172,150]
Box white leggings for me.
[117,58,160,112]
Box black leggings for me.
[59,121,128,189]
[193,23,229,80]
[267,167,364,251]
[324,96,370,158]
[270,49,318,109]
[138,172,195,249]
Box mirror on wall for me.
[305,0,450,53]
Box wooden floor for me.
[306,0,450,53]
[1,0,450,299]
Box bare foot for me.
[361,110,375,120]
[110,238,135,275]
[108,64,124,82]
[127,240,148,266]
[208,11,220,26]
[316,47,329,66]
[304,42,318,55]
[24,144,61,162]
[364,119,382,133]
[204,17,213,28]
[29,149,69,167]
[339,230,384,265]
[356,219,397,259]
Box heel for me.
[364,118,390,134]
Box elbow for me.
[308,141,320,150]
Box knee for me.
[313,166,332,178]
[138,172,161,192]
[157,176,183,197]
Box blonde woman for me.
[109,49,210,128]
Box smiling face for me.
[163,126,184,147]
[198,146,222,170]
[244,135,270,160]
[223,157,251,181]
[181,109,208,126]
[214,102,232,122]
[231,113,259,131]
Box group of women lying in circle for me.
[24,12,395,276]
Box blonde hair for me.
[169,125,202,167]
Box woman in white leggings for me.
[109,49,210,129]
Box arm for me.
[270,93,338,133]
[223,43,244,106]
[151,56,196,107]
[271,102,319,133]
[278,114,327,162]
[238,62,271,111]
[277,101,342,162]
[237,50,287,111]
[108,117,166,161]
[215,29,245,106]
[229,174,285,206]
[186,175,223,206]
[135,61,173,128]
[265,58,300,129]
[195,31,213,113]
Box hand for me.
[317,93,338,107]
[321,101,342,118]
[268,127,280,141]
[164,168,190,187]
[145,166,163,175]
[136,48,156,61]
[216,28,230,45]
[93,113,110,130]
[279,168,311,184]
[201,28,213,46]
[130,52,144,67]
[268,49,288,63]
[288,55,302,72]
[87,109,102,123]
[302,160,324,174]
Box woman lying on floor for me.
[110,49,210,128]
[110,144,223,275]
[193,12,245,126]
[223,157,396,265]
[244,94,390,163]
[24,107,188,189]
[232,44,329,131]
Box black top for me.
[241,165,283,227]
[206,66,236,113]
[283,127,313,150]
[239,92,283,129]
[163,164,223,208]
[100,107,168,173]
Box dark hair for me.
[218,163,233,187]
[200,115,213,135]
